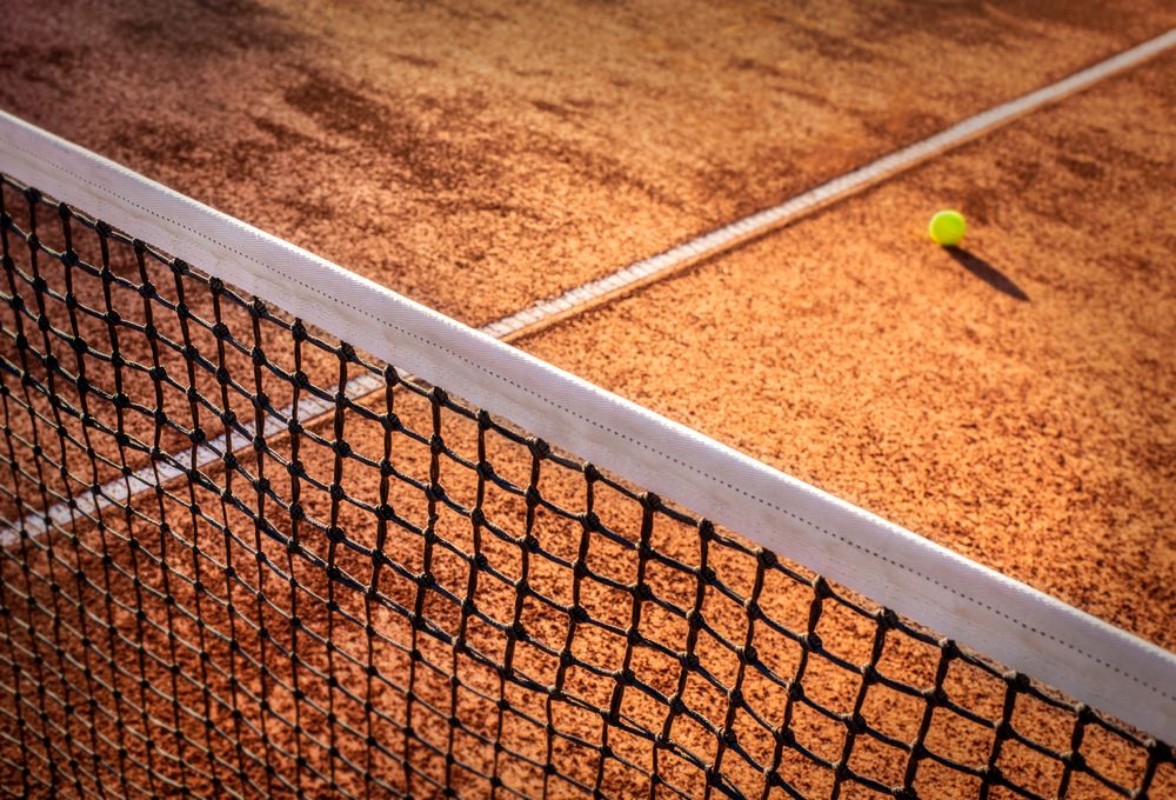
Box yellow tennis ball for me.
[928,210,966,246]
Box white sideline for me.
[2,28,1176,744]
[11,372,385,540]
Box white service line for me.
[9,27,1176,545]
[11,372,386,544]
[487,27,1176,341]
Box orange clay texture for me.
[0,0,1171,329]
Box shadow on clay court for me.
[948,246,1030,301]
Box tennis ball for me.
[928,210,966,246]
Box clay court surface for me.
[2,0,1173,327]
[0,1,1174,798]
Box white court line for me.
[9,27,1175,543]
[12,373,385,542]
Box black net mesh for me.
[0,172,1171,799]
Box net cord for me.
[1,109,1173,744]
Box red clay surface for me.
[0,0,1172,327]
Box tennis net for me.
[0,111,1173,799]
